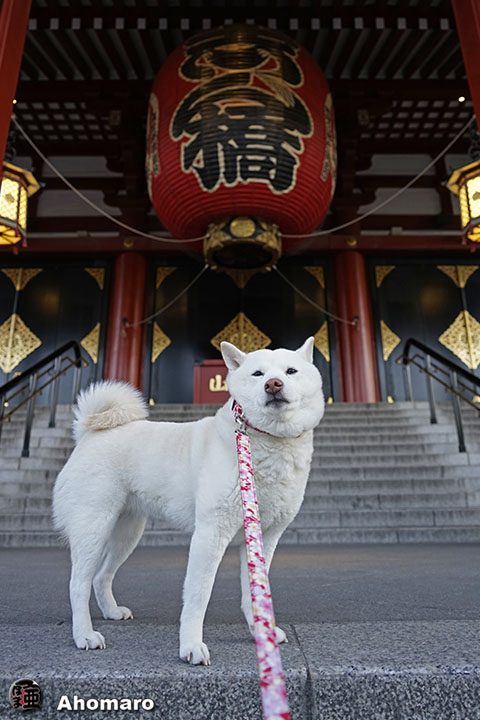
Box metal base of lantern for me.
[204,217,281,286]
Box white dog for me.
[53,338,324,665]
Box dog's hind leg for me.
[68,509,123,650]
[93,510,146,621]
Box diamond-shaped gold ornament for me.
[437,265,478,288]
[0,314,42,373]
[313,321,330,362]
[305,266,325,288]
[375,266,396,288]
[156,267,176,289]
[80,322,100,364]
[380,320,401,362]
[85,268,105,290]
[210,312,271,353]
[151,323,171,363]
[2,268,42,291]
[438,311,480,370]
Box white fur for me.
[53,338,324,664]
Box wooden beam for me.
[0,0,32,166]
[14,79,470,104]
[28,6,455,31]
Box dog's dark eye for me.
[286,368,298,375]
[252,370,264,377]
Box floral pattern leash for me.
[233,401,291,720]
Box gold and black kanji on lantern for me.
[146,24,336,274]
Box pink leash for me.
[233,402,291,720]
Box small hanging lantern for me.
[0,161,39,246]
[446,125,480,243]
[0,122,40,247]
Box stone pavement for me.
[1,544,480,719]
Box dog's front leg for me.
[179,525,232,666]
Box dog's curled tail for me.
[72,380,148,444]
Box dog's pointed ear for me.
[221,342,246,370]
[296,336,314,363]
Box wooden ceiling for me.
[12,0,474,243]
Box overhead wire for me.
[11,115,205,245]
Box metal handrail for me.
[396,337,480,453]
[0,341,87,457]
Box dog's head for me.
[221,337,324,437]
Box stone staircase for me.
[0,401,479,547]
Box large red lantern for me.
[146,24,336,274]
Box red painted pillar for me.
[334,251,380,402]
[0,0,31,167]
[103,253,146,389]
[452,0,480,126]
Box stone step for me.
[2,448,478,472]
[290,508,480,529]
[310,464,480,480]
[0,458,480,484]
[307,477,474,495]
[0,489,474,516]
[3,418,459,434]
[313,452,475,467]
[4,440,478,463]
[314,425,477,438]
[301,491,470,510]
[0,446,72,459]
[0,427,469,452]
[5,503,477,532]
[4,524,480,547]
[281,525,480,544]
[1,470,478,495]
[0,468,477,493]
[0,496,52,511]
[313,439,480,452]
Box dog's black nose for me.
[265,378,284,394]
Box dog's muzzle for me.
[264,378,283,395]
[264,378,289,406]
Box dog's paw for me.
[104,606,133,621]
[179,642,211,666]
[74,630,106,650]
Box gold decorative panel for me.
[224,269,256,289]
[2,268,42,291]
[151,323,171,363]
[80,322,100,364]
[380,320,401,362]
[305,266,325,288]
[85,268,105,290]
[0,314,42,373]
[313,321,330,362]
[438,311,480,370]
[156,267,176,289]
[375,266,395,288]
[211,312,271,353]
[437,265,478,288]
